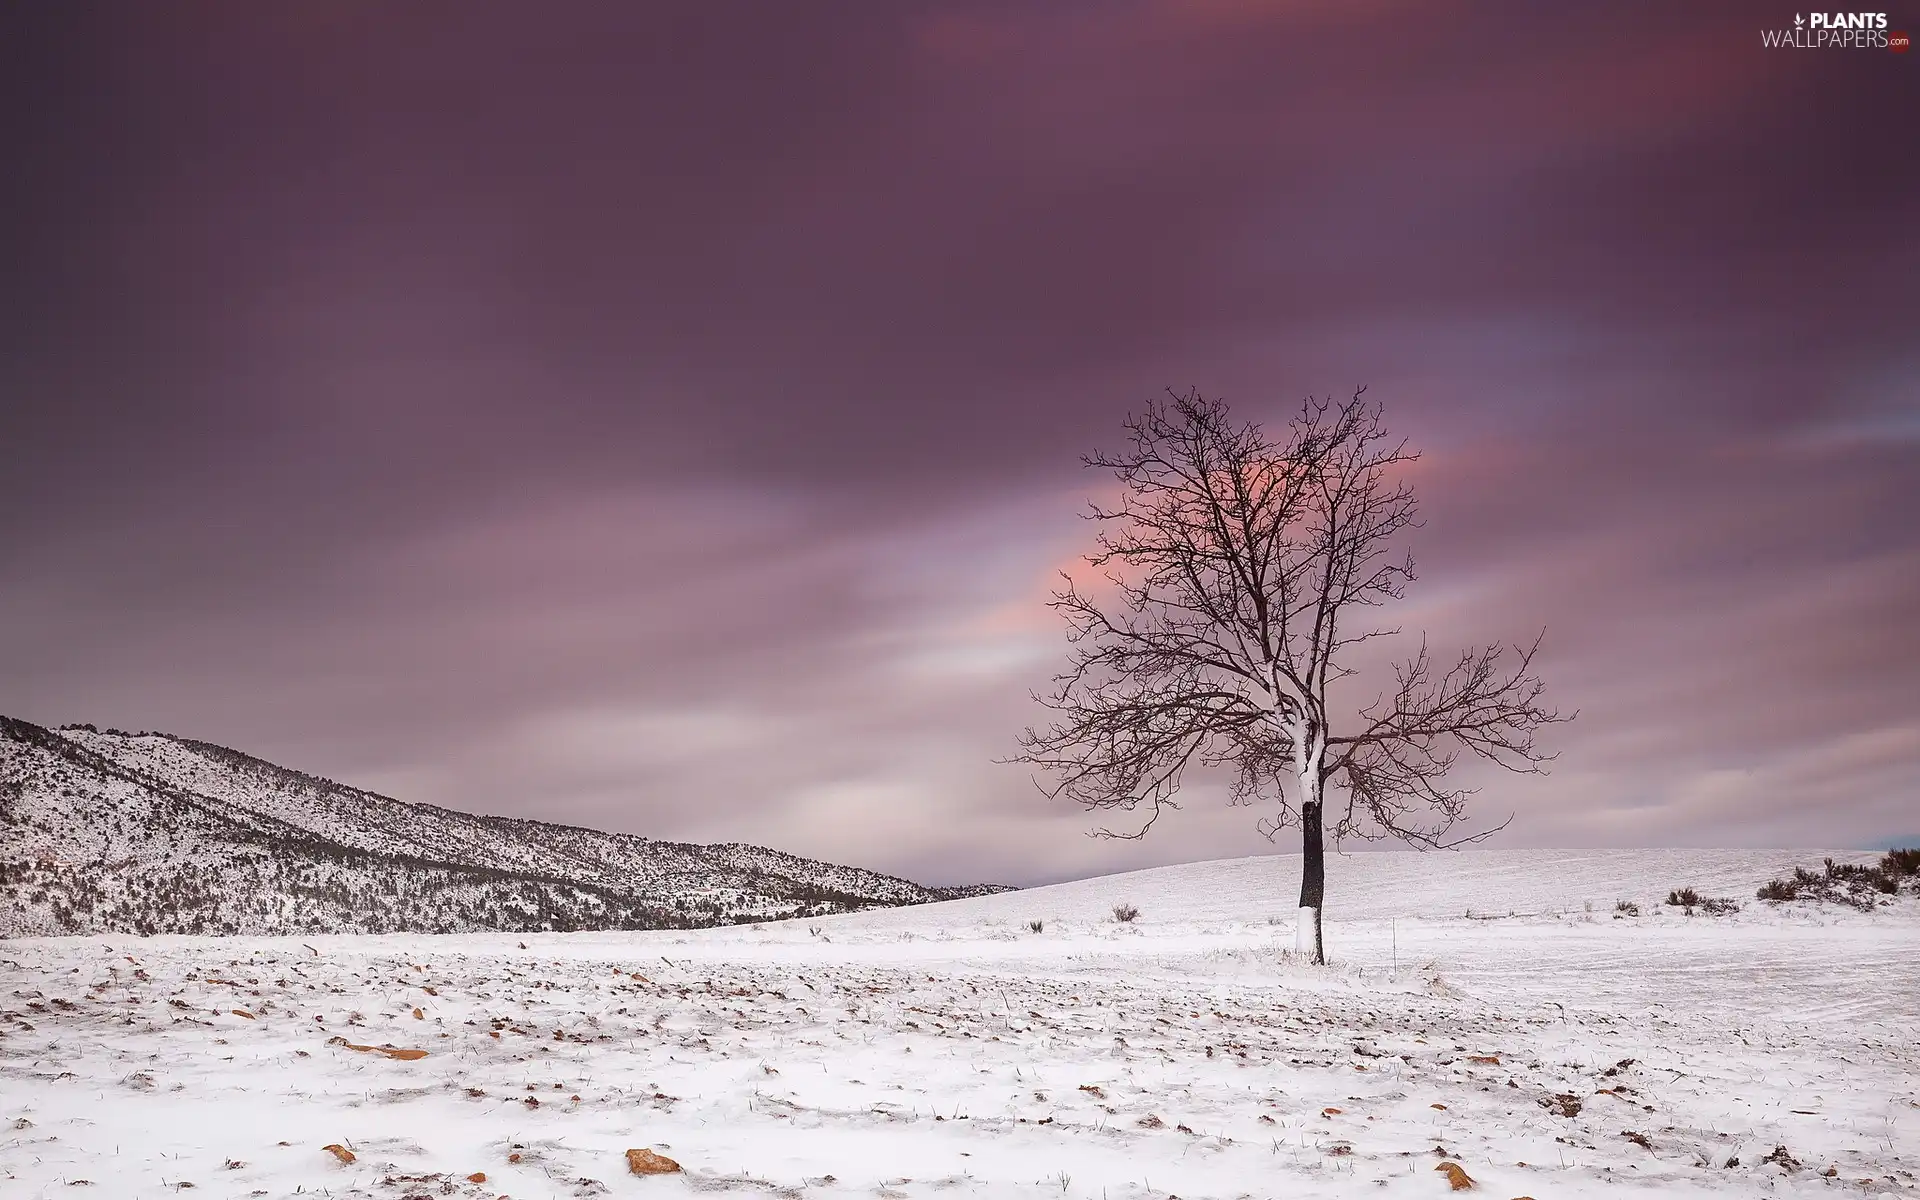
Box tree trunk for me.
[1297,796,1326,964]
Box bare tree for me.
[1015,389,1566,963]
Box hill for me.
[813,845,1901,933]
[0,715,1006,936]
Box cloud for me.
[2,1,1914,885]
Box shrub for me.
[1758,853,1916,909]
[1667,887,1737,915]
[1026,919,1044,933]
[1824,858,1882,885]
[1111,902,1140,923]
[1614,899,1640,917]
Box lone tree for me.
[1015,389,1565,963]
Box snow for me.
[1,719,999,936]
[3,848,1916,1199]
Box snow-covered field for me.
[3,849,1916,1199]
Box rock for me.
[625,1148,681,1175]
[1434,1160,1475,1190]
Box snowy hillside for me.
[0,716,1005,937]
[815,846,1899,931]
[1,847,1914,1199]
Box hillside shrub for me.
[1027,919,1044,933]
[1112,902,1140,923]
[1756,852,1919,910]
[1665,887,1738,916]
[1613,899,1639,917]
[1825,858,1897,893]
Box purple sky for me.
[4,3,1916,886]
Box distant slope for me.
[815,847,1902,933]
[0,716,1009,937]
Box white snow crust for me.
[3,848,1915,1198]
